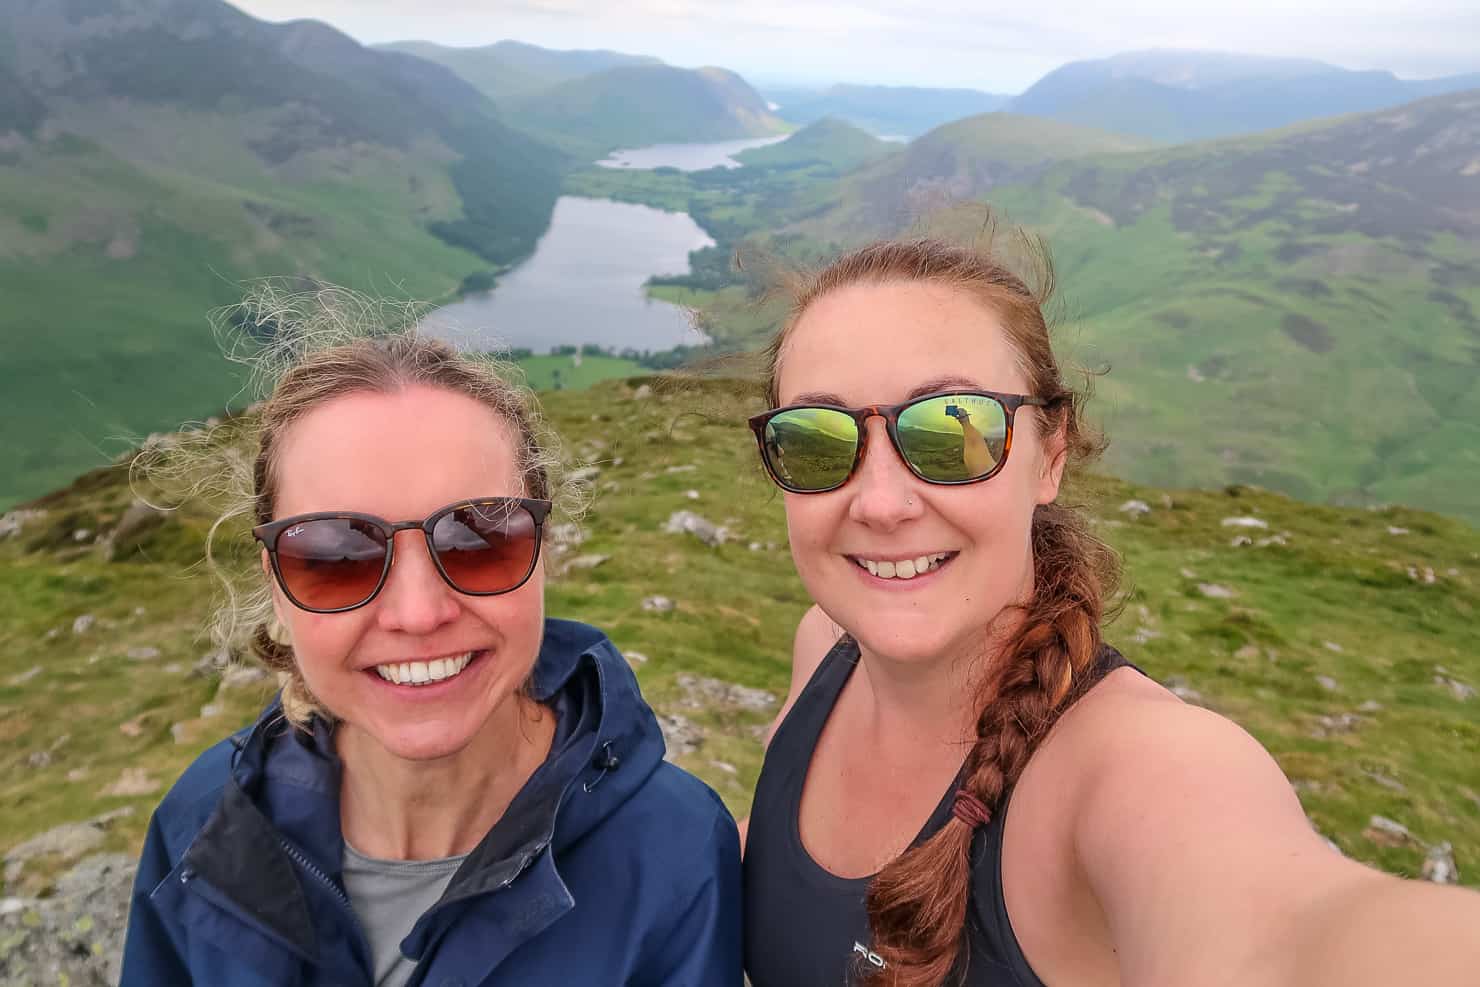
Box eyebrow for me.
[787,376,990,407]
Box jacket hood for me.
[180,617,668,973]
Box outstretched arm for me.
[1070,695,1480,986]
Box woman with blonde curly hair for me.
[740,231,1480,986]
[121,293,740,986]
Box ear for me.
[1036,423,1069,505]
[262,548,290,629]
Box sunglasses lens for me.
[896,394,1008,482]
[273,518,388,611]
[430,501,540,594]
[761,408,860,491]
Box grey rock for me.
[110,498,167,546]
[664,464,697,474]
[1434,673,1475,701]
[26,751,51,769]
[663,510,728,547]
[73,528,94,542]
[1221,516,1269,529]
[0,852,134,985]
[200,703,223,719]
[1422,842,1459,884]
[567,465,602,484]
[1118,499,1151,518]
[1315,675,1341,692]
[72,614,95,635]
[1163,676,1204,704]
[641,596,675,613]
[218,665,270,691]
[125,646,161,661]
[192,649,229,677]
[685,489,701,500]
[624,651,650,666]
[657,713,703,758]
[676,674,776,713]
[632,384,653,400]
[547,522,584,548]
[564,554,609,571]
[7,665,43,687]
[1197,583,1236,599]
[3,822,107,886]
[1364,815,1414,847]
[0,509,46,540]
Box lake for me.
[596,135,787,171]
[427,196,715,354]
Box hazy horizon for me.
[232,0,1480,92]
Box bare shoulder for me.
[1018,667,1374,980]
[762,604,844,749]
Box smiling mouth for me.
[372,650,479,687]
[851,552,957,580]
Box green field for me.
[515,353,647,391]
[1,377,1475,894]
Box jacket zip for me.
[278,836,377,980]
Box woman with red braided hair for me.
[739,228,1480,986]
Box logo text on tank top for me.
[853,942,886,970]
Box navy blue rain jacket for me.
[120,619,742,986]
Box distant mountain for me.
[1011,50,1480,142]
[794,112,1152,240]
[0,0,564,507]
[766,83,1012,137]
[862,90,1480,518]
[732,117,897,171]
[377,39,662,104]
[510,64,789,157]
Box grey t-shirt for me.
[342,842,469,987]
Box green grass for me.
[2,378,1476,891]
[516,354,646,391]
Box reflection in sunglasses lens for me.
[274,518,388,610]
[763,408,859,491]
[897,394,1007,482]
[432,502,538,593]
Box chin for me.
[369,724,478,763]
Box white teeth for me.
[854,553,952,580]
[374,652,475,687]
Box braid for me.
[864,504,1117,985]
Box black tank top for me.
[744,637,1131,986]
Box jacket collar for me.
[178,618,663,973]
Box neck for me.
[854,612,1023,751]
[336,696,556,860]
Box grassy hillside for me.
[1012,50,1480,142]
[510,65,789,158]
[378,39,662,105]
[732,117,899,172]
[583,92,1480,523]
[0,0,565,509]
[766,83,1012,137]
[1,378,1476,896]
[791,112,1154,240]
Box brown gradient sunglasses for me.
[748,390,1052,494]
[254,497,552,614]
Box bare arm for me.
[740,604,843,853]
[1068,696,1480,985]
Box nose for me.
[374,531,461,635]
[846,417,924,530]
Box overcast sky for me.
[232,0,1480,92]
